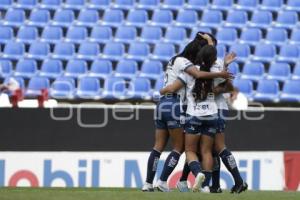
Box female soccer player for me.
[142,35,233,192]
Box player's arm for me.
[160,79,185,95]
[185,66,233,80]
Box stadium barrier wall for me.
[0,151,292,191]
[0,107,300,151]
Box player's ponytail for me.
[192,45,217,101]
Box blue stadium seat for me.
[39,0,62,10]
[65,59,88,78]
[65,26,88,43]
[252,44,276,62]
[41,26,63,44]
[89,59,113,79]
[235,0,258,11]
[52,43,75,60]
[0,26,13,44]
[151,43,175,61]
[112,0,135,10]
[277,44,300,63]
[292,63,300,80]
[0,0,13,10]
[114,26,137,43]
[64,0,85,10]
[249,11,273,29]
[102,42,125,61]
[86,0,110,10]
[51,9,75,27]
[241,62,265,81]
[140,26,162,43]
[50,77,75,99]
[233,79,254,99]
[164,27,187,45]
[136,0,159,10]
[4,77,25,90]
[280,80,300,102]
[161,0,185,10]
[101,77,127,99]
[0,60,13,78]
[240,28,262,45]
[285,0,300,11]
[89,26,112,43]
[16,26,38,43]
[2,9,26,27]
[150,10,173,27]
[275,11,298,29]
[190,27,213,38]
[267,62,291,81]
[260,0,283,11]
[230,44,251,62]
[253,80,280,102]
[77,77,101,99]
[216,28,238,45]
[75,9,99,27]
[76,42,100,60]
[26,77,50,96]
[115,60,138,79]
[185,0,208,11]
[199,10,223,28]
[126,9,149,27]
[174,10,198,28]
[224,10,248,28]
[290,28,300,45]
[126,42,150,61]
[211,0,233,10]
[27,9,51,27]
[40,59,63,79]
[216,44,226,58]
[101,9,124,27]
[14,59,38,78]
[228,62,240,76]
[14,0,37,9]
[265,28,288,44]
[127,77,151,99]
[140,60,163,80]
[154,77,164,91]
[27,42,50,60]
[2,42,25,60]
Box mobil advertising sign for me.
[0,152,286,190]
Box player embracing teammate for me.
[142,33,248,193]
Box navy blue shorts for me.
[216,109,229,134]
[184,114,218,137]
[155,95,181,130]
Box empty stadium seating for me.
[0,0,299,103]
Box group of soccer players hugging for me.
[142,32,248,194]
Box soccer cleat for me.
[201,186,210,193]
[192,173,205,192]
[156,180,170,192]
[176,181,189,192]
[142,182,154,192]
[209,186,223,193]
[231,182,248,194]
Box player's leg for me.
[214,132,248,193]
[210,150,222,193]
[200,134,214,192]
[176,159,190,192]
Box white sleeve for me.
[174,57,194,72]
[177,72,187,85]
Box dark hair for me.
[192,45,217,101]
[194,32,218,46]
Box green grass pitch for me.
[0,188,299,200]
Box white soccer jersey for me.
[210,59,229,110]
[164,56,193,103]
[179,67,218,117]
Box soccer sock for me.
[212,153,221,189]
[146,149,161,184]
[219,148,243,185]
[160,150,181,181]
[188,161,201,177]
[179,162,191,181]
[202,171,212,188]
